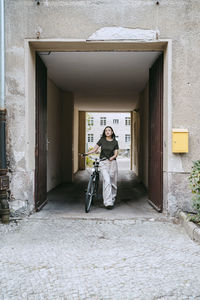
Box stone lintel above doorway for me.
[87,27,160,41]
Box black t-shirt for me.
[97,137,119,159]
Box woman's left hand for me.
[109,156,115,161]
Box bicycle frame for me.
[89,156,107,176]
[90,158,100,190]
[84,156,107,212]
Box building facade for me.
[1,0,200,219]
[86,112,131,152]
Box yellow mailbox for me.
[172,129,188,153]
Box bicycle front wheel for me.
[85,175,95,213]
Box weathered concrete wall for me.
[5,0,200,216]
[47,77,62,192]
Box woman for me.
[85,126,119,209]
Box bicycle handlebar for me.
[79,153,87,157]
[78,153,107,162]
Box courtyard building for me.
[86,112,131,152]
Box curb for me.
[179,211,200,244]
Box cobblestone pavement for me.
[1,215,200,300]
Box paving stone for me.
[0,215,200,299]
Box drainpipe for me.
[0,0,10,224]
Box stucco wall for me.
[61,91,74,183]
[47,79,74,191]
[74,92,139,112]
[47,77,62,192]
[48,85,74,188]
[5,0,200,216]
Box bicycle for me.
[80,153,106,213]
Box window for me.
[100,117,106,126]
[125,117,131,125]
[115,135,119,141]
[88,117,94,126]
[88,134,94,143]
[125,134,131,143]
[113,119,119,124]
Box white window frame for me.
[88,117,94,126]
[100,117,106,126]
[88,134,94,143]
[125,134,131,143]
[125,117,131,126]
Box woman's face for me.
[105,127,113,137]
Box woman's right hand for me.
[81,153,88,157]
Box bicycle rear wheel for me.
[85,175,95,213]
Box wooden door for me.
[78,111,86,170]
[35,53,47,211]
[133,111,140,176]
[148,53,163,212]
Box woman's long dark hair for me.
[101,126,116,139]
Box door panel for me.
[35,53,47,211]
[78,111,86,170]
[133,111,140,176]
[148,53,163,212]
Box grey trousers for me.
[99,159,118,206]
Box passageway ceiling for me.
[40,51,161,94]
[40,51,161,111]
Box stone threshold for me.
[179,211,200,244]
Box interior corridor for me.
[42,170,159,219]
[35,50,164,215]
